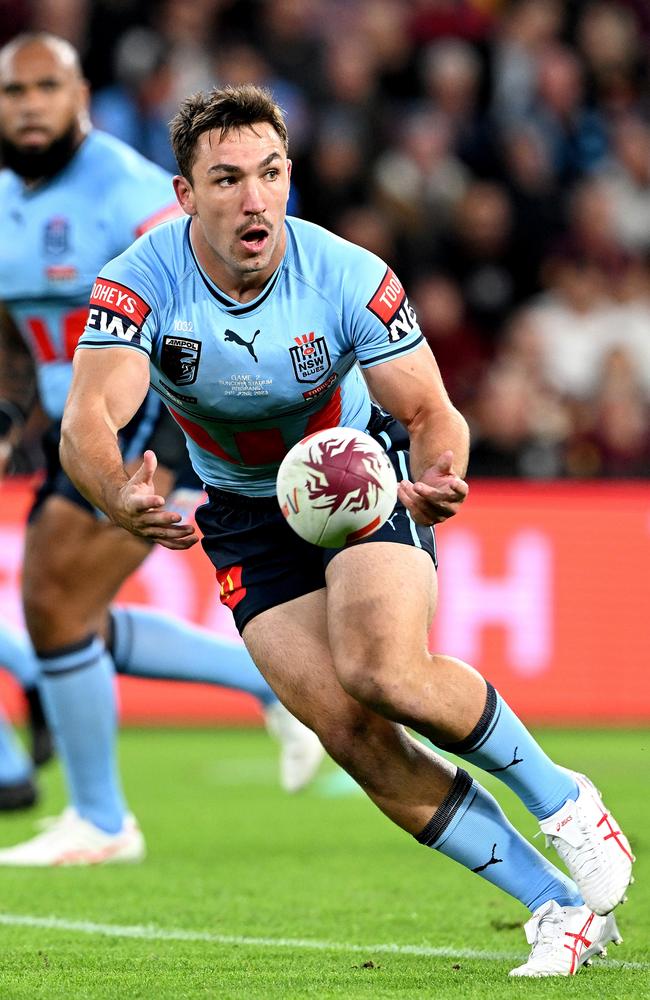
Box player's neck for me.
[190,220,286,304]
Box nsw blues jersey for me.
[77,216,424,495]
[0,130,179,418]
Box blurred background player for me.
[0,33,323,863]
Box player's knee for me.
[22,576,78,648]
[335,655,403,715]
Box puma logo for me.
[486,746,523,774]
[224,328,262,362]
[472,843,503,873]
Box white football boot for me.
[540,771,634,914]
[510,900,622,977]
[0,807,145,866]
[264,701,325,793]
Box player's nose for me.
[241,178,266,214]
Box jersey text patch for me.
[366,267,418,343]
[87,279,151,345]
[161,335,202,386]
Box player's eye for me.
[265,169,279,180]
[39,80,60,92]
[216,176,237,187]
[1,84,23,97]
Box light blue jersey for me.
[0,130,179,419]
[78,216,424,495]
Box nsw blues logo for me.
[43,216,70,256]
[289,332,331,384]
[161,335,202,386]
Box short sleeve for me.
[347,256,424,368]
[76,249,160,358]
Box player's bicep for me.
[67,346,151,434]
[362,342,455,429]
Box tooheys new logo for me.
[87,279,151,344]
[366,268,417,342]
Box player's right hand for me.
[114,450,199,549]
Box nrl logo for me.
[289,332,331,384]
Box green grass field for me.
[0,726,647,999]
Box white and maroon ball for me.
[276,426,398,548]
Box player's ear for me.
[173,175,196,216]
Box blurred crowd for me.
[3,0,650,479]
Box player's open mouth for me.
[240,228,269,253]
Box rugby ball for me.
[276,427,398,547]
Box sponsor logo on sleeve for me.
[87,278,151,344]
[366,267,418,343]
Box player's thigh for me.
[243,588,370,735]
[22,495,152,620]
[325,541,437,682]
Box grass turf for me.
[0,726,647,999]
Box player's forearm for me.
[60,407,130,518]
[406,402,470,481]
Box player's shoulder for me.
[80,130,172,183]
[287,217,385,275]
[285,217,390,301]
[99,216,190,304]
[0,167,21,199]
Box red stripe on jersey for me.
[134,202,183,237]
[169,408,240,464]
[25,317,56,362]
[90,279,151,327]
[233,427,286,465]
[304,386,342,437]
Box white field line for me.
[0,912,647,970]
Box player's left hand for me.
[397,450,468,525]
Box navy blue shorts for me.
[29,395,201,522]
[195,408,438,635]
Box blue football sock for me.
[0,704,32,784]
[439,684,579,820]
[38,635,126,833]
[416,769,583,911]
[110,607,278,706]
[0,622,39,688]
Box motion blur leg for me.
[0,703,32,784]
[0,622,39,687]
[438,683,579,820]
[109,606,279,706]
[38,635,126,833]
[0,622,53,765]
[415,768,583,911]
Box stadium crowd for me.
[2,0,650,479]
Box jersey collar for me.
[185,219,284,316]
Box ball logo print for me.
[276,427,398,547]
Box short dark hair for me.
[169,84,288,180]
